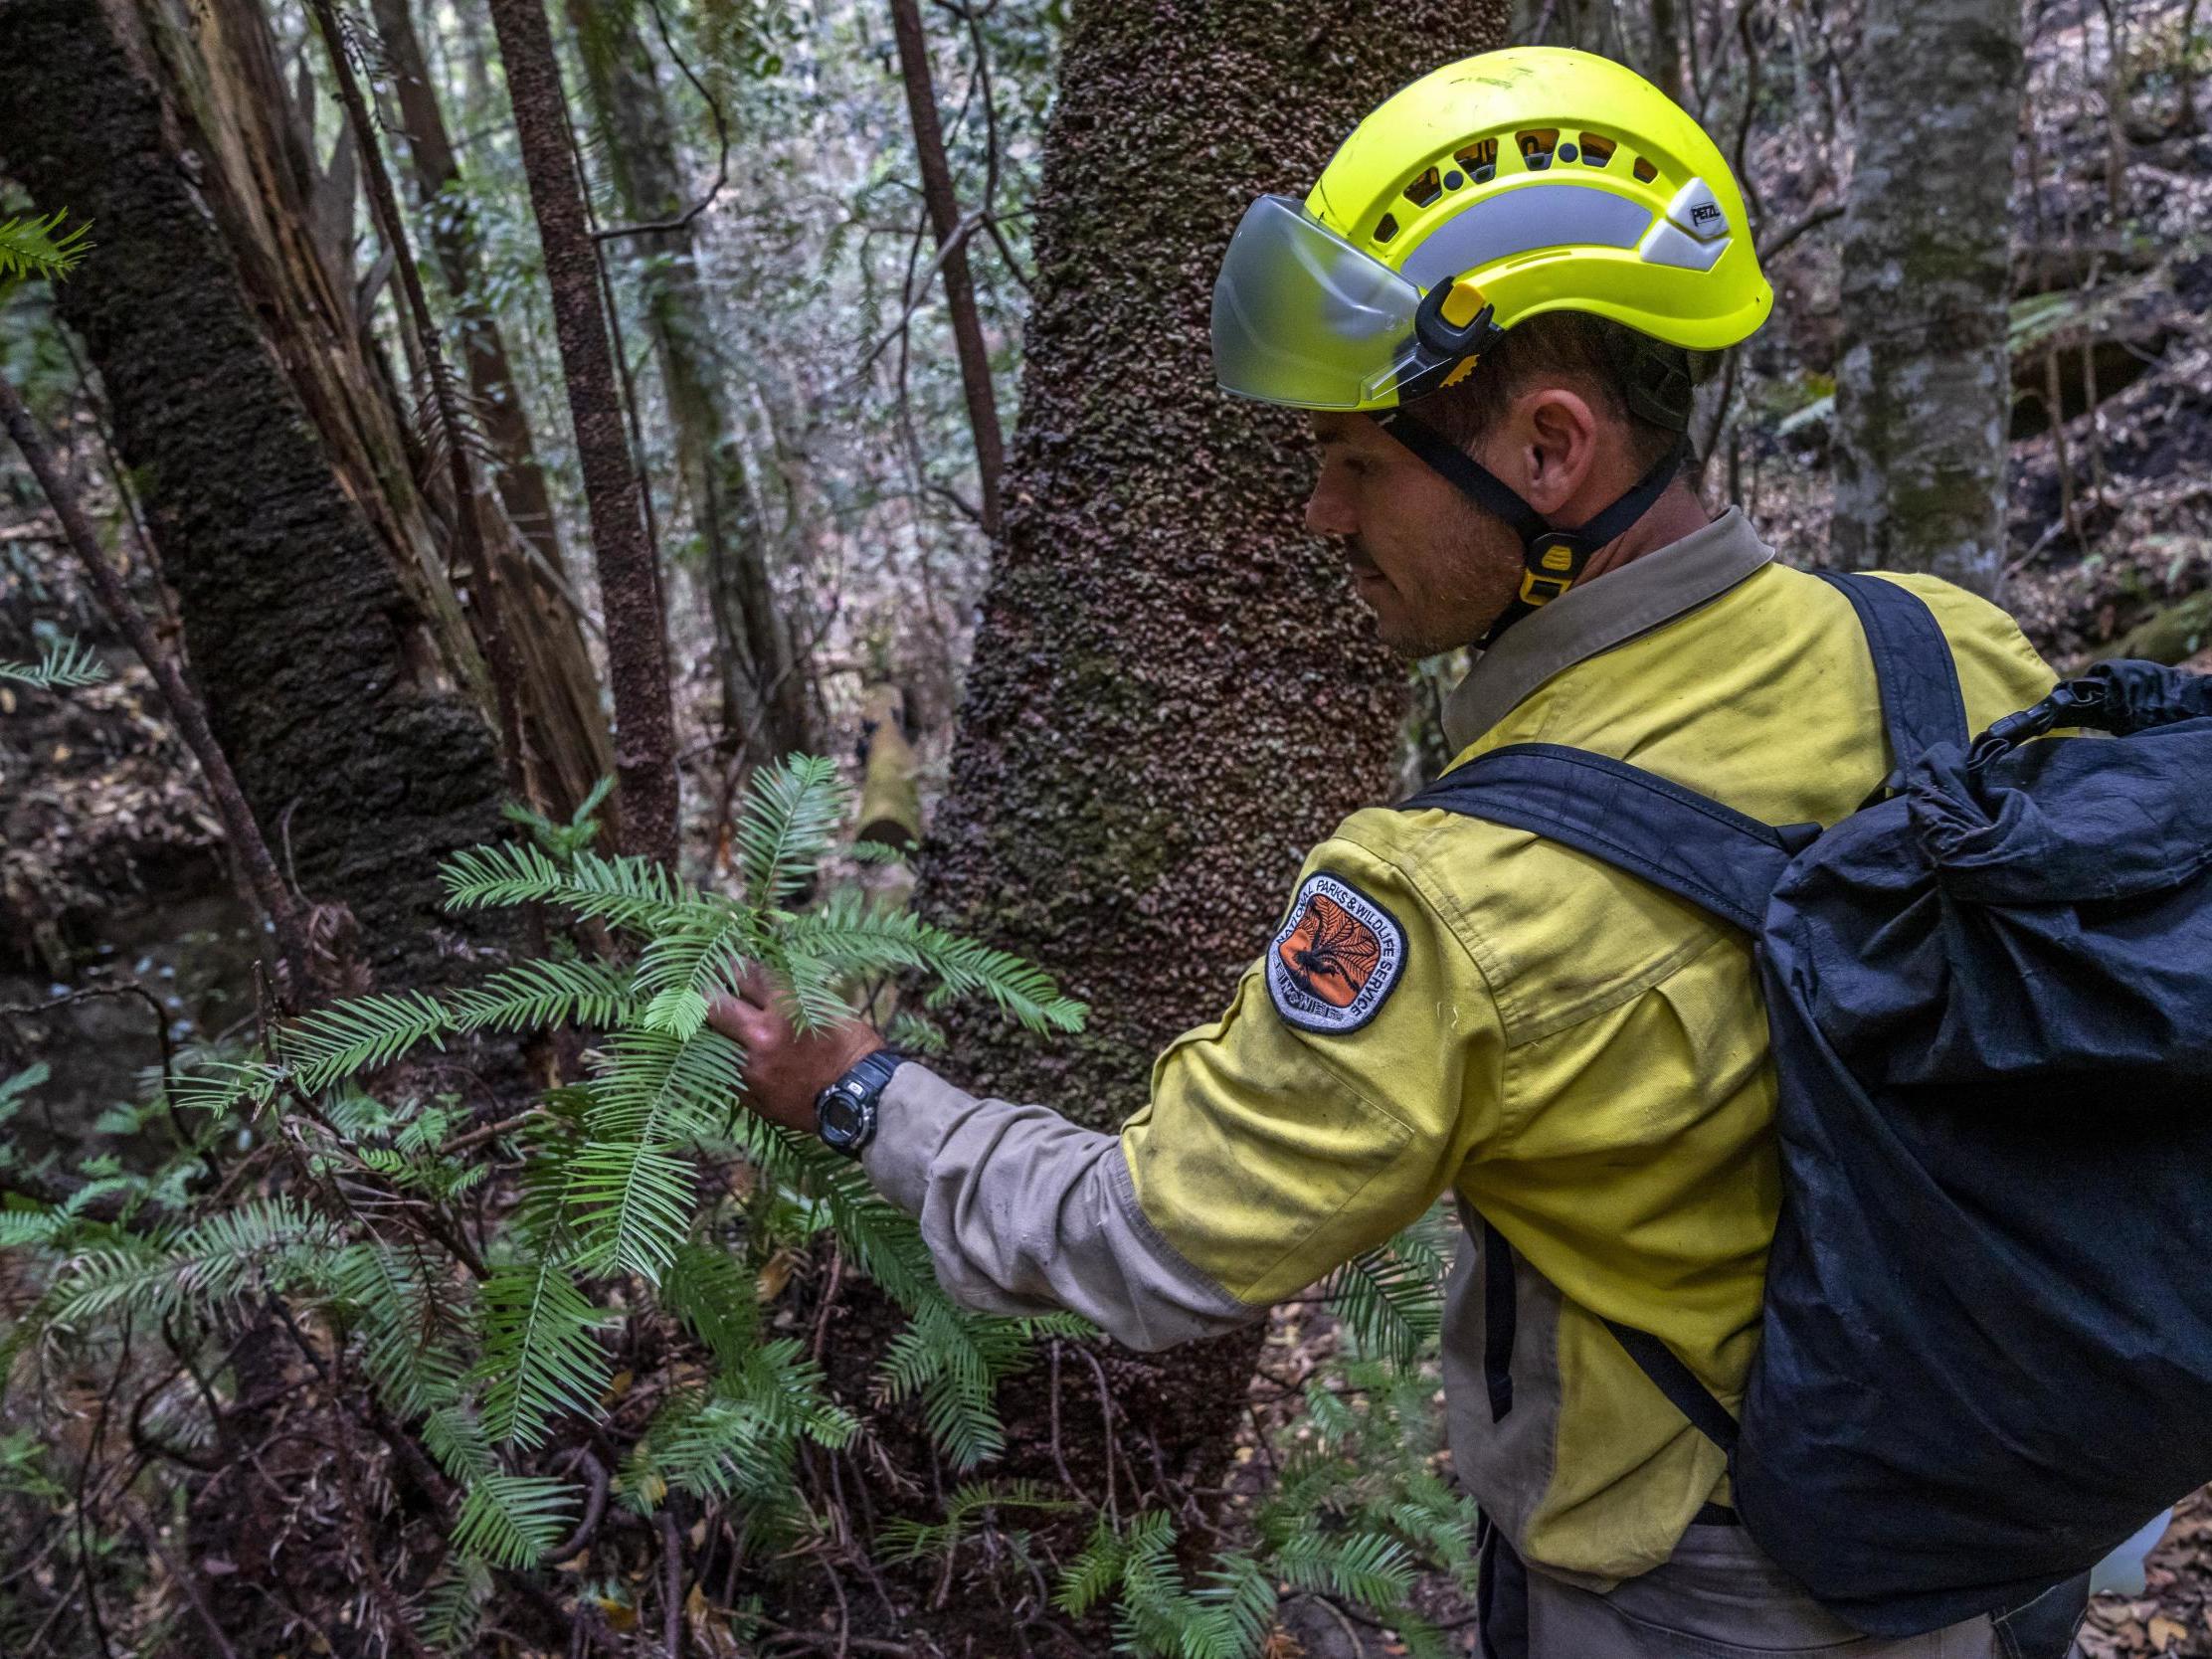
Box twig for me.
[1755,200,1843,265]
[126,1507,243,1659]
[548,1449,611,1560]
[590,0,730,242]
[658,1509,685,1658]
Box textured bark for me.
[369,0,614,821]
[921,0,1504,1502]
[487,0,681,864]
[1830,0,2024,598]
[562,0,818,768]
[0,0,517,988]
[888,0,1007,536]
[0,373,312,990]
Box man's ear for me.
[1511,386,1601,516]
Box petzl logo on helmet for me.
[1691,202,1725,230]
[1267,873,1405,1034]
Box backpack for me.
[1408,571,2212,1652]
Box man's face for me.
[1304,412,1525,657]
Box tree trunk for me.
[562,0,818,770]
[0,0,520,989]
[367,0,614,822]
[887,0,1007,537]
[920,0,1502,1512]
[487,0,681,864]
[1830,0,2024,598]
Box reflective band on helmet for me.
[1210,195,1426,411]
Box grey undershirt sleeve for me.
[858,1062,1258,1352]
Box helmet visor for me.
[1211,195,1425,410]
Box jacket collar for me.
[1441,507,1774,757]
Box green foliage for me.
[1,756,1095,1607]
[0,635,107,690]
[0,208,91,284]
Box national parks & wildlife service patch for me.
[1266,873,1405,1034]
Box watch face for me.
[820,1089,864,1146]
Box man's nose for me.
[1305,475,1358,538]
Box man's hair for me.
[1409,310,1714,479]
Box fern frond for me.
[735,754,846,908]
[0,637,107,690]
[473,1252,613,1450]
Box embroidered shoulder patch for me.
[1266,873,1406,1035]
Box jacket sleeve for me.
[859,816,1505,1350]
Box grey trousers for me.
[1512,1524,2085,1659]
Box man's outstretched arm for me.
[711,821,1503,1350]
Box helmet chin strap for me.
[1372,408,1688,649]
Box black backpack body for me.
[1409,572,2212,1650]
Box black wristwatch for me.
[815,1048,902,1159]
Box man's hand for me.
[706,967,883,1135]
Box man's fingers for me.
[706,994,767,1045]
[734,961,782,1009]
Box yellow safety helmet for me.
[1212,46,1770,413]
[1210,47,1773,639]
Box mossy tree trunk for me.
[920,0,1502,1498]
[0,0,528,987]
[564,0,819,771]
[1830,0,2024,598]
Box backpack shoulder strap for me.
[1405,742,1815,935]
[1812,571,1969,767]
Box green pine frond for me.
[1326,1235,1443,1370]
[735,754,846,908]
[450,1472,575,1569]
[879,1480,1076,1565]
[778,894,1085,1035]
[567,1030,743,1280]
[166,1056,279,1120]
[1054,1512,1130,1617]
[0,636,106,690]
[416,1554,493,1654]
[1189,1551,1279,1659]
[0,1207,71,1249]
[1272,1530,1415,1611]
[473,1252,613,1449]
[632,904,761,1036]
[51,1198,334,1324]
[281,991,453,1090]
[660,1241,762,1368]
[0,210,92,282]
[440,841,698,934]
[875,1298,1036,1468]
[327,1241,469,1418]
[448,958,639,1033]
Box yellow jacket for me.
[863,508,2057,1584]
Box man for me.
[711,46,2060,1659]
